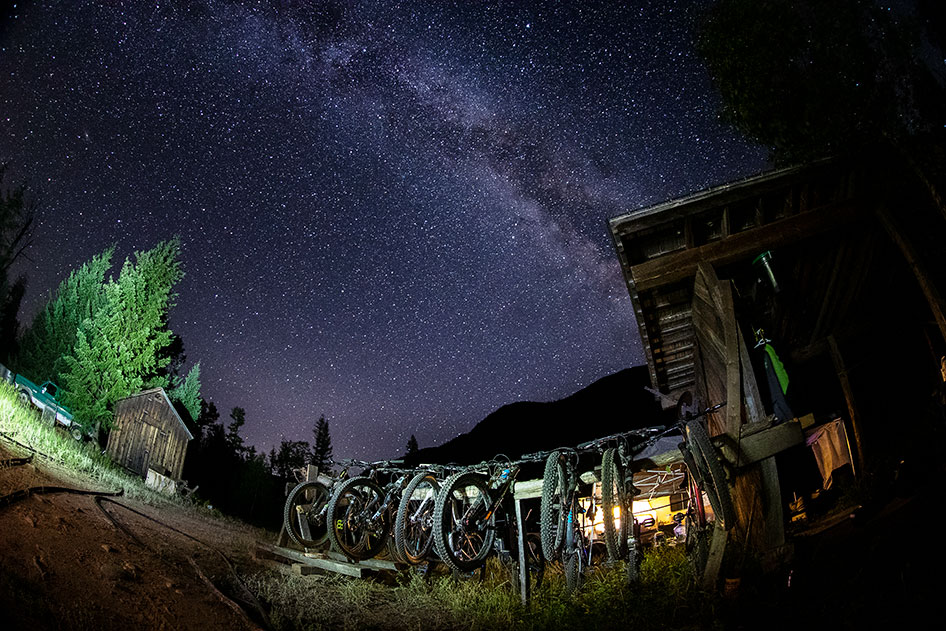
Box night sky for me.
[0,1,767,460]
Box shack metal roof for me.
[608,159,861,405]
[115,387,194,441]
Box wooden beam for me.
[828,336,866,476]
[630,201,861,291]
[701,523,728,591]
[716,421,804,468]
[875,205,946,345]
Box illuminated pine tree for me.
[169,362,202,423]
[16,248,113,381]
[60,239,184,429]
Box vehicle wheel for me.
[685,420,736,529]
[395,472,440,565]
[70,426,84,442]
[433,471,495,572]
[326,476,389,561]
[284,481,331,549]
[564,550,582,595]
[540,452,568,560]
[600,448,628,563]
[18,389,30,407]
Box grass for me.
[247,546,720,631]
[0,380,176,505]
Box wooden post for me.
[515,497,530,607]
[828,335,867,475]
[875,205,946,345]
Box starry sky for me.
[0,0,767,460]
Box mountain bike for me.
[432,454,542,573]
[283,460,362,550]
[394,464,465,565]
[326,460,412,562]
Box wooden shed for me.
[609,154,946,583]
[107,388,193,481]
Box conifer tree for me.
[169,362,201,422]
[227,407,247,458]
[16,248,113,381]
[311,416,333,473]
[406,434,419,458]
[59,238,183,428]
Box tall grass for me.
[248,546,718,631]
[0,380,168,504]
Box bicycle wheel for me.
[564,549,582,595]
[433,471,495,572]
[600,447,628,563]
[326,476,389,561]
[540,452,568,560]
[283,481,331,549]
[685,419,736,528]
[395,472,440,565]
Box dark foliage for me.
[697,0,946,165]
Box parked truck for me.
[1,364,86,441]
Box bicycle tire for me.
[326,476,389,561]
[685,420,736,529]
[564,549,582,595]
[600,447,628,563]
[540,452,568,560]
[433,471,495,572]
[283,481,331,549]
[395,471,440,565]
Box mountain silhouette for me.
[407,365,665,466]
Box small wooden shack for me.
[107,388,193,481]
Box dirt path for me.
[0,442,270,630]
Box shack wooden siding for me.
[107,388,192,481]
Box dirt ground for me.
[0,441,271,631]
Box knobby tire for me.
[283,481,331,549]
[539,452,568,560]
[326,476,389,561]
[685,419,736,529]
[600,447,628,563]
[395,472,440,565]
[433,471,495,573]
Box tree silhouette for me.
[405,434,419,458]
[311,416,333,473]
[698,0,945,165]
[227,407,247,458]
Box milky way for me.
[0,1,767,459]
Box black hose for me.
[0,484,123,509]
[0,455,33,468]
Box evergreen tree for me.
[16,248,114,381]
[698,0,946,169]
[60,239,184,428]
[0,166,34,348]
[169,362,201,423]
[227,406,247,458]
[0,275,25,363]
[311,416,333,473]
[271,438,310,480]
[406,434,419,458]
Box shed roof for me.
[115,387,194,441]
[608,159,861,403]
